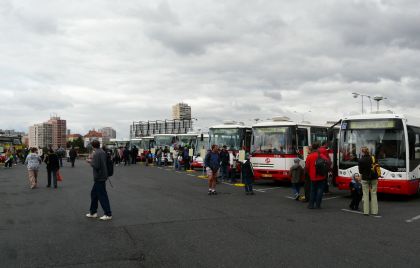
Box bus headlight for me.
[343,172,347,175]
[398,174,402,178]
[391,174,395,178]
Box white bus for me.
[336,112,420,195]
[250,117,330,181]
[209,121,252,175]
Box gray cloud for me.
[0,0,419,138]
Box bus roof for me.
[252,121,328,128]
[342,112,406,121]
[209,124,251,129]
[177,133,199,137]
[154,134,176,137]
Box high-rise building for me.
[47,116,67,149]
[172,103,192,120]
[28,116,67,149]
[99,127,116,139]
[29,123,53,148]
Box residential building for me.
[48,116,67,149]
[172,103,192,120]
[83,130,110,147]
[99,127,116,139]
[29,123,53,149]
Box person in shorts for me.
[204,145,220,195]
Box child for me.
[290,158,304,200]
[349,173,363,210]
[242,153,254,195]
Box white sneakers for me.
[86,213,112,220]
[99,215,113,221]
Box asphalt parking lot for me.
[2,161,420,268]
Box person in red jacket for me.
[305,142,330,209]
[319,141,332,193]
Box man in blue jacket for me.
[205,144,220,195]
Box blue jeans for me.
[174,159,179,170]
[309,180,325,208]
[243,176,253,192]
[292,183,301,197]
[47,168,58,187]
[90,181,112,216]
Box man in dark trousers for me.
[86,140,112,221]
[69,146,77,168]
[219,145,230,182]
[131,146,139,165]
[44,148,60,188]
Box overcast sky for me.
[1,0,420,138]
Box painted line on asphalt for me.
[406,215,420,223]
[341,209,382,218]
[254,186,283,192]
[285,196,340,201]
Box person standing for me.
[173,148,179,170]
[242,153,254,195]
[69,147,78,168]
[349,173,363,211]
[219,145,230,182]
[24,148,42,189]
[86,140,112,221]
[204,145,220,195]
[319,141,331,194]
[183,146,191,171]
[131,146,139,165]
[44,149,60,188]
[290,158,304,200]
[305,142,329,209]
[123,147,130,166]
[4,150,13,168]
[358,147,379,216]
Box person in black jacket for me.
[219,145,230,182]
[44,148,60,188]
[242,153,254,195]
[358,147,378,216]
[69,147,77,168]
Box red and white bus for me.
[336,112,420,195]
[208,121,252,175]
[250,117,330,181]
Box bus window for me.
[311,127,328,145]
[297,128,308,150]
[408,126,420,172]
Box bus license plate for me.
[262,174,272,178]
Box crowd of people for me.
[3,139,382,221]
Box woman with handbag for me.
[358,147,379,216]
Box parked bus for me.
[209,121,252,176]
[176,133,198,149]
[191,133,210,169]
[250,117,330,181]
[154,134,177,164]
[336,112,420,195]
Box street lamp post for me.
[352,92,372,114]
[294,110,311,122]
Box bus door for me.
[243,129,252,152]
[297,127,309,160]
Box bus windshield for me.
[177,136,197,148]
[196,137,209,151]
[339,119,406,172]
[209,128,242,151]
[252,126,295,154]
[155,136,176,148]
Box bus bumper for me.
[253,169,290,181]
[336,176,419,195]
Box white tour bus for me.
[336,112,420,195]
[250,117,330,181]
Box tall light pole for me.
[373,96,387,111]
[352,92,372,114]
[294,110,311,122]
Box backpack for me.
[106,153,114,177]
[315,152,329,177]
[370,156,381,180]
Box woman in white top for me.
[24,148,42,189]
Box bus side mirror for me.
[201,134,204,141]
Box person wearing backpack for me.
[86,140,112,221]
[358,147,379,216]
[305,142,330,209]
